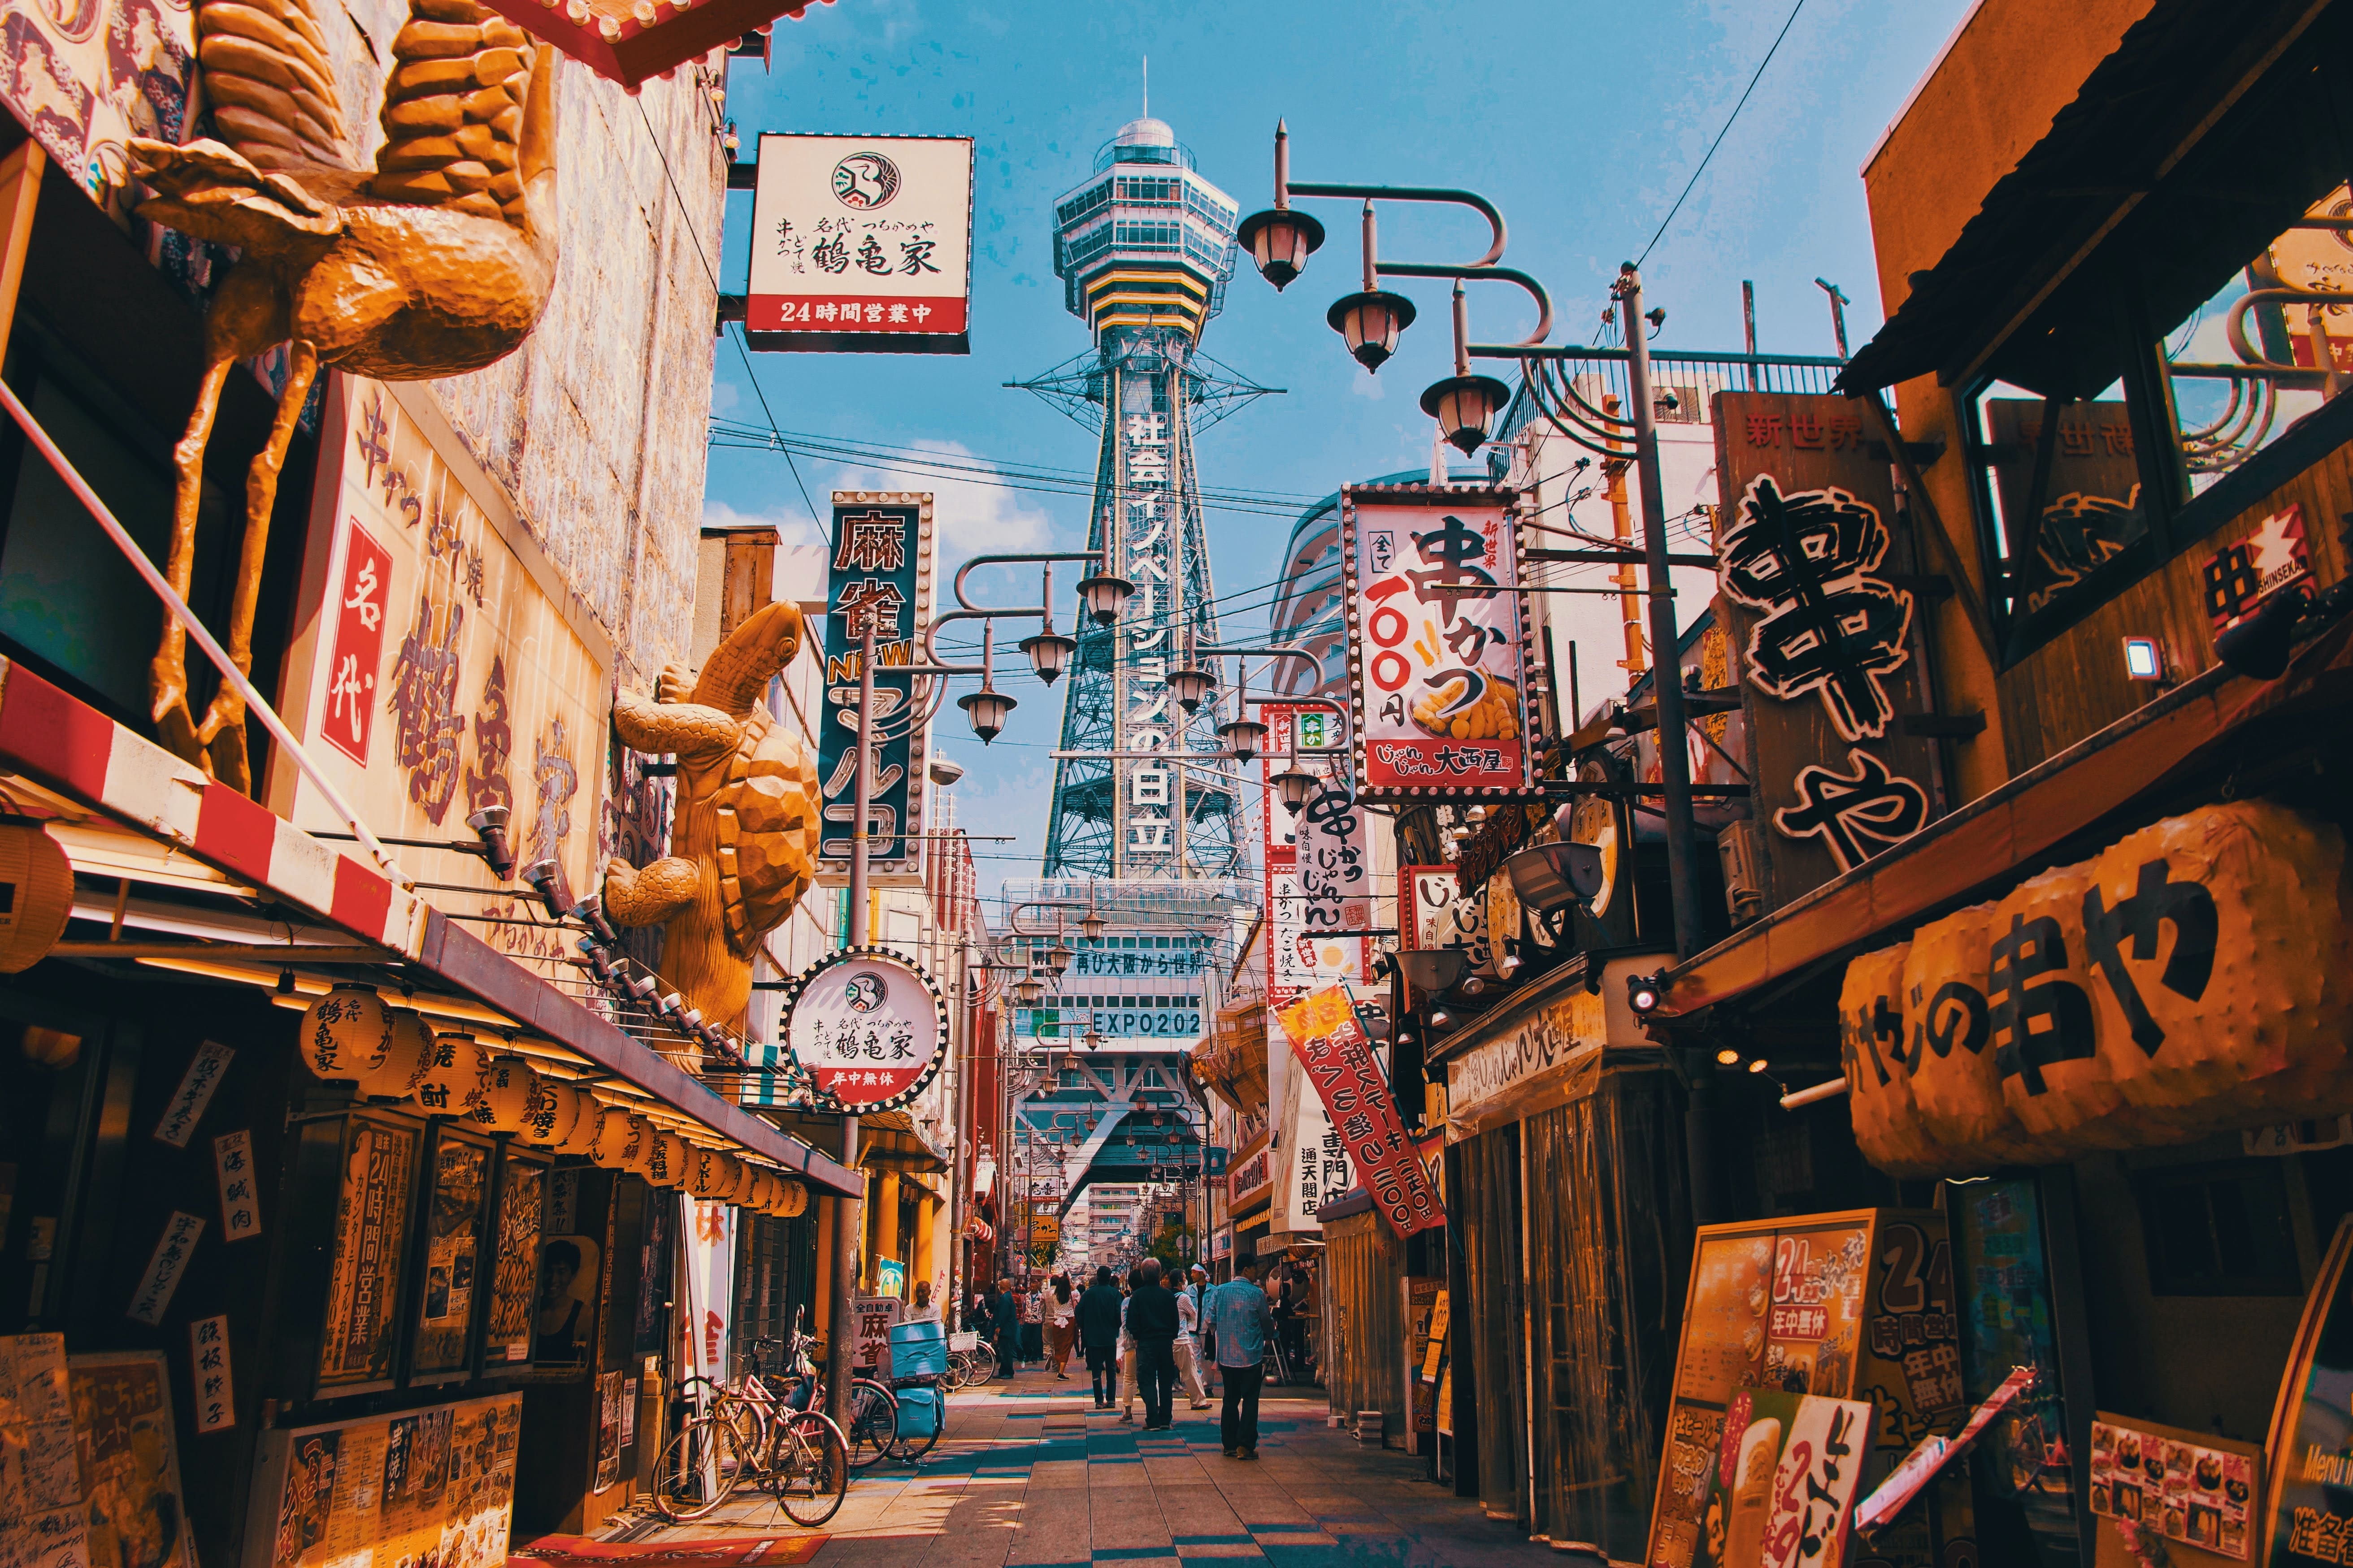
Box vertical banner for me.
[1262,705,1372,1015]
[746,134,975,353]
[817,494,935,884]
[1275,988,1442,1237]
[1268,1040,1335,1236]
[675,1196,734,1386]
[1711,392,1939,908]
[1340,486,1537,801]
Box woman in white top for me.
[1045,1275,1077,1379]
[1172,1269,1211,1410]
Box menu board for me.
[483,1165,545,1366]
[2262,1217,2353,1568]
[0,1343,197,1568]
[246,1394,521,1568]
[1684,1390,1874,1568]
[417,1136,491,1375]
[1648,1210,1971,1568]
[2091,1414,2255,1561]
[318,1117,418,1390]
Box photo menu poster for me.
[2090,1415,2255,1562]
[1,1343,198,1568]
[244,1394,521,1568]
[318,1116,418,1391]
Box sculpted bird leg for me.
[196,337,320,794]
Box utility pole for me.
[824,623,877,1433]
[1617,262,1719,1222]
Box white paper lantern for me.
[299,983,392,1083]
[644,1130,690,1189]
[357,1009,434,1100]
[586,1107,639,1169]
[770,1178,809,1218]
[727,1161,761,1206]
[553,1093,606,1157]
[688,1147,741,1200]
[0,822,74,974]
[412,1031,487,1118]
[468,1053,538,1135]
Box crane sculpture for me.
[129,0,561,793]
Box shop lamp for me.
[1164,665,1216,714]
[360,1010,436,1100]
[469,1053,540,1134]
[1078,574,1136,626]
[1627,974,1663,1014]
[1502,842,1607,916]
[1220,718,1268,763]
[1272,765,1321,814]
[1397,949,1470,993]
[1327,290,1418,372]
[959,685,1016,744]
[1715,1047,1741,1066]
[1046,942,1076,977]
[1236,204,1325,291]
[1420,373,1513,456]
[1080,911,1108,942]
[298,982,394,1083]
[1747,1057,1770,1075]
[574,893,621,946]
[1014,976,1046,1006]
[1021,629,1078,685]
[467,804,517,880]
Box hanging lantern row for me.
[296,983,808,1216]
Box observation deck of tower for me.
[1020,115,1269,881]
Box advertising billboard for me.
[747,134,974,354]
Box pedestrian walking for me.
[1077,1265,1124,1408]
[1175,1265,1211,1410]
[1116,1265,1142,1422]
[990,1279,1022,1378]
[1045,1273,1076,1378]
[1019,1278,1043,1364]
[1127,1259,1180,1429]
[1206,1261,1276,1460]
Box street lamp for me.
[1328,288,1416,372]
[1080,910,1108,942]
[1014,975,1046,1007]
[1272,764,1320,815]
[1164,665,1216,714]
[1077,574,1136,626]
[1046,940,1075,978]
[1218,718,1268,763]
[1020,628,1077,685]
[1502,841,1607,916]
[959,685,1015,744]
[1233,120,1326,289]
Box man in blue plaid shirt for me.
[1204,1262,1276,1459]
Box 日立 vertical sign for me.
[1340,486,1537,800]
[818,494,936,884]
[748,134,975,354]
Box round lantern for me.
[412,1031,487,1118]
[0,822,74,973]
[553,1092,607,1157]
[520,1076,584,1148]
[585,1107,639,1169]
[643,1130,690,1190]
[728,1161,761,1206]
[19,1024,81,1069]
[743,1169,773,1211]
[769,1178,810,1219]
[468,1053,539,1135]
[1990,865,2156,1152]
[688,1147,741,1200]
[357,1009,435,1100]
[298,983,393,1083]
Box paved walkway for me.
[637,1365,1554,1568]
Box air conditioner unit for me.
[1717,822,1765,926]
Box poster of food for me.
[68,1352,195,1568]
[417,1136,492,1375]
[2090,1416,2255,1560]
[483,1164,546,1366]
[1684,1391,1874,1568]
[244,1394,521,1568]
[2260,1217,2353,1567]
[318,1116,417,1390]
[1647,1210,1967,1568]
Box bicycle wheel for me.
[843,1380,898,1469]
[770,1412,849,1528]
[653,1416,741,1523]
[938,1354,964,1394]
[895,1386,942,1460]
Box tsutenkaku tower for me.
[1033,116,1246,879]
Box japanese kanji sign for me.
[1711,392,1941,909]
[292,380,610,989]
[153,1040,233,1148]
[748,135,974,354]
[781,947,950,1111]
[2204,502,2314,639]
[1341,486,1537,799]
[1262,706,1371,1014]
[817,494,935,883]
[126,1212,204,1326]
[190,1316,236,1434]
[1275,988,1441,1237]
[213,1130,261,1241]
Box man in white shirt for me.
[1173,1265,1211,1410]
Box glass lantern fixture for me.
[1327,290,1418,372]
[959,686,1016,744]
[1219,718,1268,764]
[1420,373,1514,456]
[1021,629,1077,685]
[1236,205,1326,291]
[1077,575,1136,627]
[1164,666,1216,714]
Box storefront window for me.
[2134,1160,2301,1296]
[1966,381,2144,636]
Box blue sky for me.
[703,0,1975,891]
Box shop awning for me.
[1836,0,2338,400]
[1190,999,1268,1116]
[762,1106,949,1174]
[0,659,863,1196]
[1657,619,2353,1019]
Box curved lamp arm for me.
[1377,261,1552,349]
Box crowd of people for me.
[962,1260,1282,1460]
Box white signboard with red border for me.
[747,134,974,354]
[780,947,950,1111]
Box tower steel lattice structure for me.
[1023,116,1259,881]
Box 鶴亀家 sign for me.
[748,135,974,354]
[1339,486,1537,800]
[781,947,949,1112]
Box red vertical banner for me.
[1275,987,1442,1237]
[321,518,392,765]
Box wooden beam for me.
[1861,391,2000,664]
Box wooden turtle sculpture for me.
[603,602,821,1031]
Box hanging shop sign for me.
[747,134,975,354]
[1711,393,1939,909]
[283,381,611,976]
[2205,503,2314,642]
[1837,800,2353,1178]
[779,947,950,1112]
[245,1392,521,1568]
[1977,398,2145,623]
[2263,1216,2353,1567]
[1262,705,1372,1013]
[1646,1209,1969,1568]
[1439,987,1608,1142]
[1275,988,1441,1238]
[1267,1029,1337,1237]
[1339,485,1537,801]
[1228,1141,1272,1208]
[816,493,936,884]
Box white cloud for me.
[702,498,819,548]
[829,438,1059,567]
[1347,370,1386,402]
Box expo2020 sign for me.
[780,948,950,1113]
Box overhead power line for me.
[1635,0,1810,268]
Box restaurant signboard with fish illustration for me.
[1338,485,1538,801]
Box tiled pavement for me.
[638,1365,1557,1568]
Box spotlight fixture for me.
[1747,1057,1769,1074]
[1220,718,1269,764]
[573,893,620,946]
[1396,949,1469,992]
[521,857,575,919]
[2122,636,2166,683]
[1503,842,1607,916]
[1715,1047,1740,1066]
[277,968,295,996]
[1164,665,1216,714]
[467,805,517,880]
[959,685,1016,744]
[2214,585,2309,680]
[1628,974,1663,1014]
[1021,629,1078,686]
[1077,574,1136,627]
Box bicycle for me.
[659,1361,849,1527]
[752,1314,901,1471]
